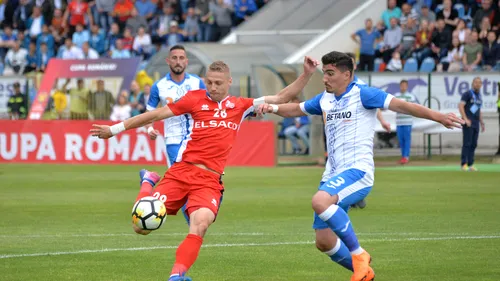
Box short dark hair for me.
[321,51,353,77]
[170,45,185,52]
[345,52,356,60]
[400,79,408,85]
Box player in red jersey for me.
[90,58,318,281]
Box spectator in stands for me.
[13,0,34,30]
[234,0,257,26]
[394,80,418,164]
[413,19,433,63]
[129,81,145,117]
[36,42,53,72]
[284,99,310,155]
[51,8,66,35]
[459,77,485,171]
[418,4,436,24]
[95,0,115,32]
[438,37,464,72]
[210,0,234,41]
[133,26,152,58]
[157,3,180,37]
[107,23,121,51]
[112,0,134,32]
[184,7,200,42]
[24,42,38,73]
[400,3,419,28]
[90,24,106,55]
[5,41,28,74]
[437,0,459,33]
[7,82,27,120]
[127,7,149,36]
[473,0,498,32]
[430,18,451,61]
[351,18,382,71]
[378,17,402,63]
[110,39,132,58]
[386,51,403,71]
[16,30,31,50]
[195,0,213,42]
[60,37,84,59]
[401,17,418,59]
[122,28,135,51]
[463,31,483,71]
[89,79,115,120]
[163,21,184,47]
[72,23,90,48]
[110,90,132,121]
[138,83,151,114]
[482,31,500,70]
[63,0,92,35]
[478,17,492,44]
[382,0,402,29]
[37,0,57,24]
[64,78,90,120]
[36,24,55,51]
[453,19,471,45]
[0,25,17,60]
[135,0,156,22]
[82,41,99,59]
[27,6,45,39]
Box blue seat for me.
[403,58,418,72]
[454,3,465,18]
[374,58,383,72]
[420,57,436,73]
[435,4,443,13]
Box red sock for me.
[170,234,203,276]
[135,182,153,202]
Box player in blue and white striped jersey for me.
[259,51,463,281]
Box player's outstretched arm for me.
[257,56,319,105]
[388,98,464,129]
[90,106,176,139]
[259,103,306,118]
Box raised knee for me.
[311,192,336,214]
[315,239,333,252]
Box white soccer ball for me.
[132,196,167,230]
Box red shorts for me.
[152,162,224,218]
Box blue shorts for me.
[312,168,373,230]
[166,144,181,168]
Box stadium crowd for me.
[351,0,500,72]
[0,0,269,75]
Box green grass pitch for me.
[1,163,499,281]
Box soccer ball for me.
[132,196,167,230]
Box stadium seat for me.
[454,3,465,18]
[420,57,436,73]
[435,4,443,13]
[403,58,418,72]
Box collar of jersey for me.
[206,93,230,104]
[334,80,356,101]
[166,73,190,86]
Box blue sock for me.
[318,205,362,253]
[324,238,353,271]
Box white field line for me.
[1,235,499,259]
[0,232,480,239]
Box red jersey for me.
[167,90,255,174]
[68,1,88,26]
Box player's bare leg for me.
[312,192,374,281]
[315,228,353,271]
[169,207,215,281]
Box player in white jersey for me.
[146,45,206,167]
[259,51,463,281]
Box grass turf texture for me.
[1,163,499,281]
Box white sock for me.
[351,247,364,255]
[323,238,342,256]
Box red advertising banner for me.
[0,120,276,167]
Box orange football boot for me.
[351,250,375,281]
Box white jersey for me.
[300,80,393,182]
[147,73,206,144]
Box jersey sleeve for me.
[168,90,199,116]
[360,86,394,110]
[147,82,160,111]
[241,98,255,119]
[299,93,323,115]
[460,91,470,103]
